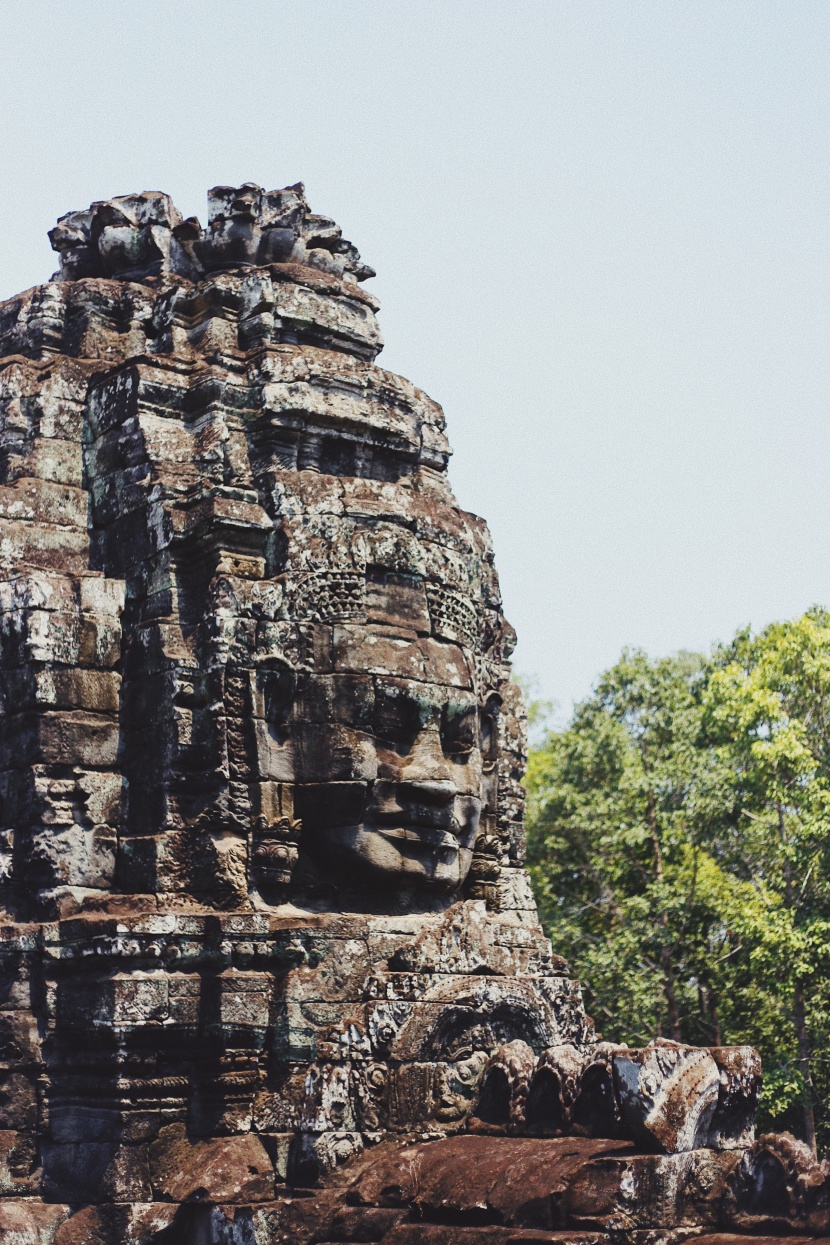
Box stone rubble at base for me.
[0,184,823,1242]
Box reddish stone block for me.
[149,1123,275,1203]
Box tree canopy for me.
[525,607,830,1152]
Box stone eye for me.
[372,688,423,754]
[441,705,478,759]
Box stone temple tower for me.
[0,185,821,1241]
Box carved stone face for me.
[289,582,488,893]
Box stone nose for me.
[400,723,454,781]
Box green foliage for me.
[525,608,830,1152]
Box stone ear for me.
[480,694,502,764]
[256,661,296,729]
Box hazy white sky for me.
[2,1,829,715]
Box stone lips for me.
[0,184,816,1241]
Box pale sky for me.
[2,1,829,717]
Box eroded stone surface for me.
[0,185,815,1241]
[613,1041,722,1153]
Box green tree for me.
[526,609,830,1152]
[526,648,728,1044]
[701,608,830,1151]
